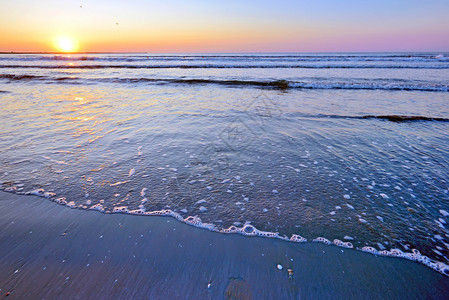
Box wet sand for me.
[0,191,448,299]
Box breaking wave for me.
[0,53,448,63]
[1,64,449,69]
[1,74,448,92]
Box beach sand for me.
[0,191,448,299]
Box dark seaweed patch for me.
[360,115,449,122]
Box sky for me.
[1,0,449,53]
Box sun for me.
[53,36,79,52]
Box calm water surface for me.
[1,53,449,275]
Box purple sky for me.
[1,0,448,52]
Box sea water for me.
[1,53,448,275]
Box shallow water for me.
[1,53,449,274]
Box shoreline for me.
[7,188,449,278]
[1,191,448,299]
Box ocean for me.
[1,52,448,275]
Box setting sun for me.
[54,36,78,52]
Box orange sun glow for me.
[53,36,78,52]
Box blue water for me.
[1,53,449,275]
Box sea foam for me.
[2,186,448,277]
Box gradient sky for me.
[1,0,449,53]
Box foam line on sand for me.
[0,192,448,299]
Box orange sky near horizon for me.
[1,0,449,53]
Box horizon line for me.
[1,51,448,55]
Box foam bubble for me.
[27,189,56,198]
[242,224,257,235]
[89,204,104,212]
[220,223,283,239]
[184,216,203,226]
[129,208,146,215]
[333,239,353,248]
[290,234,307,243]
[54,197,67,205]
[313,237,331,245]
[361,246,379,255]
[113,206,129,213]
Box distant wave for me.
[121,78,449,92]
[0,74,79,82]
[0,53,448,63]
[1,64,449,69]
[2,74,448,92]
[115,78,292,89]
[0,74,44,80]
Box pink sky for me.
[1,0,448,52]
